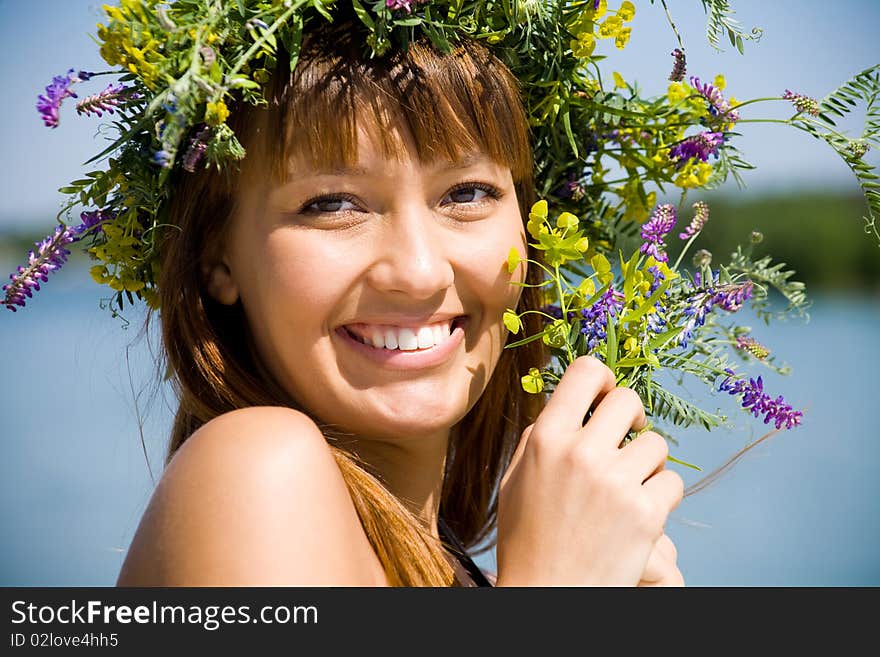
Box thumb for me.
[500,423,535,492]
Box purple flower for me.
[714,281,753,312]
[579,287,625,354]
[782,89,820,117]
[639,204,677,262]
[78,209,114,234]
[386,0,427,12]
[669,48,687,82]
[690,76,739,124]
[182,127,212,173]
[719,368,802,430]
[735,335,770,360]
[677,273,753,347]
[679,201,710,240]
[75,83,133,118]
[36,69,87,128]
[669,132,724,167]
[3,224,85,311]
[151,150,173,168]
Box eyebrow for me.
[311,153,492,177]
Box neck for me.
[339,429,451,538]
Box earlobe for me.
[204,259,240,305]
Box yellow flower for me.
[503,310,523,335]
[713,74,726,91]
[570,32,596,59]
[521,368,545,394]
[618,1,635,21]
[613,71,627,89]
[577,277,596,298]
[205,100,230,126]
[583,0,608,20]
[556,212,579,230]
[674,160,714,188]
[598,15,623,38]
[615,26,632,49]
[667,82,687,104]
[507,247,520,274]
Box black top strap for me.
[437,517,494,587]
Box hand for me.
[638,534,685,586]
[495,355,684,587]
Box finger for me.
[500,423,534,490]
[534,356,615,435]
[580,386,648,452]
[641,469,685,515]
[619,431,669,482]
[639,535,681,586]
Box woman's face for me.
[212,117,528,443]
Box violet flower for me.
[735,335,770,360]
[75,83,132,118]
[678,271,753,347]
[36,69,89,128]
[669,132,724,168]
[3,223,85,311]
[639,204,677,262]
[719,368,803,430]
[782,89,820,117]
[669,48,687,82]
[579,287,625,354]
[386,0,428,12]
[690,76,739,124]
[182,127,213,173]
[679,201,710,240]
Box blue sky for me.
[0,0,877,230]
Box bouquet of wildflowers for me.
[3,1,878,454]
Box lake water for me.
[2,274,878,586]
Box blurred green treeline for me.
[664,191,879,291]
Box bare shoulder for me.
[117,406,388,586]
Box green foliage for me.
[788,65,880,245]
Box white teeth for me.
[383,328,398,350]
[347,319,460,351]
[397,327,419,351]
[417,326,435,349]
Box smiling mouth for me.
[342,316,468,352]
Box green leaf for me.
[667,454,702,471]
[350,0,375,29]
[505,329,552,349]
[605,311,618,373]
[621,280,671,324]
[562,109,579,159]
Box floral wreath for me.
[5,0,879,448]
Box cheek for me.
[260,233,360,312]
[460,217,528,311]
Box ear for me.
[202,256,240,306]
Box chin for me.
[357,399,467,441]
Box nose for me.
[364,206,455,300]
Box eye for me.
[300,193,360,215]
[441,182,502,206]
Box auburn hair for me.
[156,16,550,586]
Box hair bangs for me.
[256,26,533,189]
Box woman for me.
[116,16,683,587]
